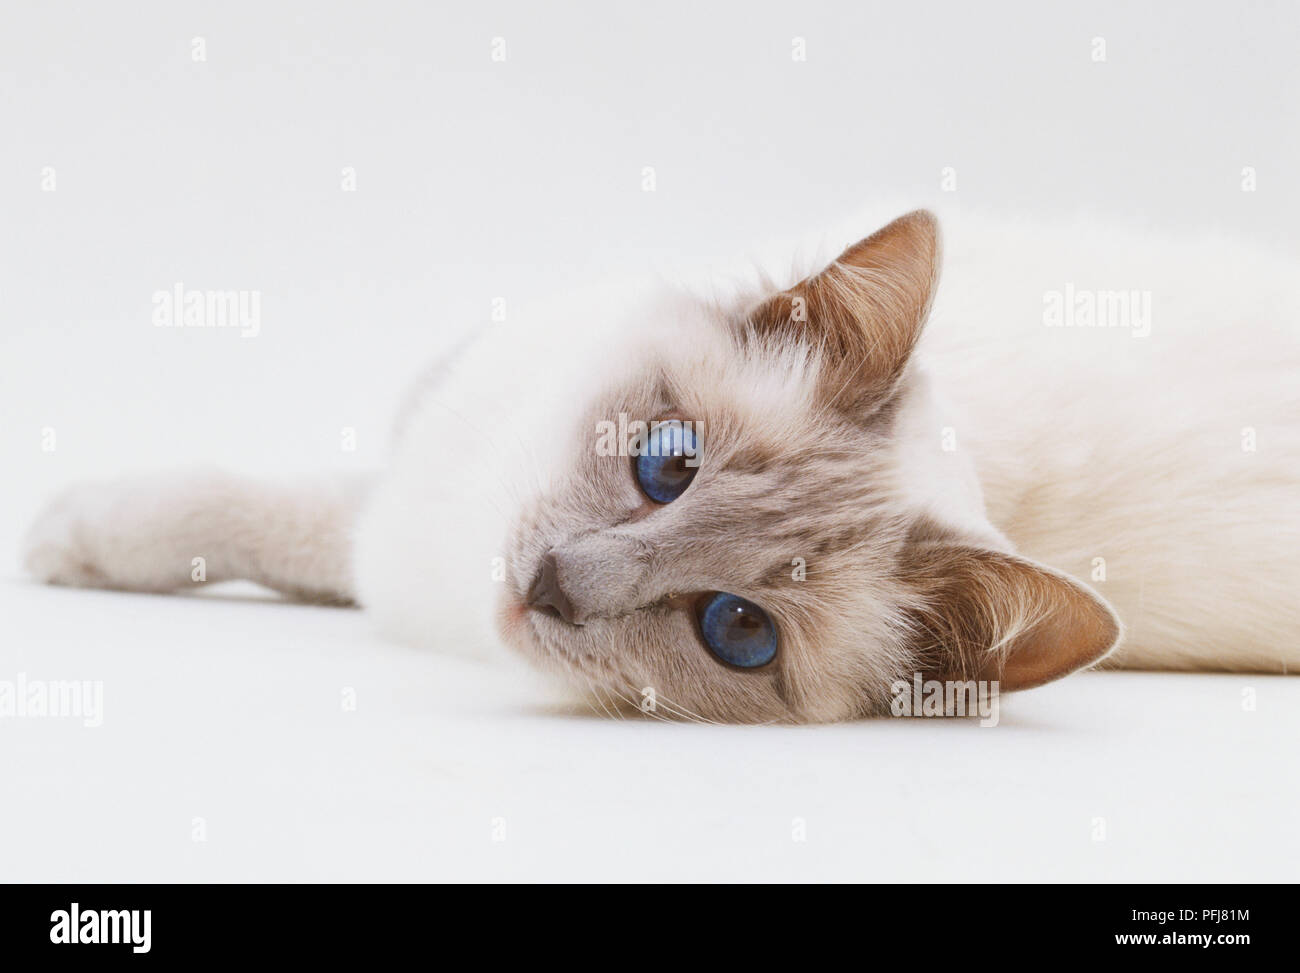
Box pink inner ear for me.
[987,569,1123,691]
[746,210,942,412]
[904,545,1122,693]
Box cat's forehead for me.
[602,295,834,447]
[573,303,910,583]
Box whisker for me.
[581,675,619,721]
[640,689,721,726]
[598,684,628,721]
[608,684,675,724]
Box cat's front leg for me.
[22,470,366,603]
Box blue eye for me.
[634,420,700,504]
[697,593,778,668]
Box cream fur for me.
[925,213,1300,671]
[22,207,1300,722]
[358,209,1300,677]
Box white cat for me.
[23,207,1300,722]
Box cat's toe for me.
[21,487,109,588]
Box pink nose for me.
[527,551,579,624]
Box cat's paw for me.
[22,483,119,589]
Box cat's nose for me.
[527,551,579,625]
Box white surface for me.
[3,578,1297,882]
[3,2,1299,882]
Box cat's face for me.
[497,212,1121,723]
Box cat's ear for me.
[900,543,1122,692]
[749,209,941,411]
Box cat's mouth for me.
[496,529,635,690]
[530,603,581,626]
[495,572,627,689]
[523,609,622,682]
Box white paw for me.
[22,483,119,589]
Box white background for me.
[2,1,1297,881]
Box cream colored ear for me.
[749,209,941,411]
[900,544,1122,692]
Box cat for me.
[22,207,1300,723]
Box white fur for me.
[927,212,1300,671]
[355,208,1300,672]
[24,208,1300,675]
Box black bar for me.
[0,884,1269,959]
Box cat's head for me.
[497,211,1121,723]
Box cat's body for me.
[23,208,1300,721]
[928,213,1300,673]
